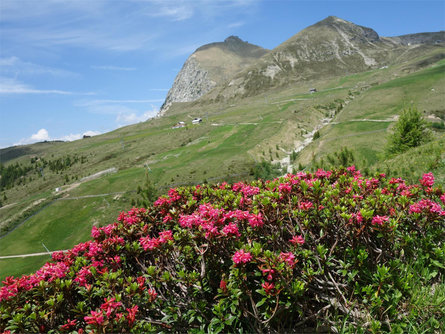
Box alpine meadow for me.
[1,14,444,333]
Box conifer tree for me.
[385,106,431,155]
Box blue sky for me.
[0,0,444,149]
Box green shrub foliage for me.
[1,168,444,333]
[386,106,431,155]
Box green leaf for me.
[256,297,267,308]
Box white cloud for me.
[31,129,50,141]
[116,106,159,127]
[147,4,194,21]
[228,21,245,29]
[77,99,164,107]
[0,77,93,95]
[0,56,77,77]
[14,128,101,146]
[0,78,72,95]
[59,130,101,141]
[83,130,101,137]
[91,65,137,71]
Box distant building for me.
[309,88,317,93]
[192,118,202,125]
[172,121,186,129]
[83,135,91,139]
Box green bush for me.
[386,106,431,156]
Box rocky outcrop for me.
[158,36,268,116]
[159,56,216,115]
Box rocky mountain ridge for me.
[159,16,445,115]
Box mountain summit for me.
[159,16,444,115]
[158,36,268,115]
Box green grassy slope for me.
[1,47,444,281]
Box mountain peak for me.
[224,35,243,44]
[159,36,268,115]
[310,16,380,42]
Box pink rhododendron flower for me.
[126,305,138,326]
[349,212,363,224]
[262,282,275,295]
[86,242,103,258]
[159,230,173,243]
[232,249,253,265]
[148,288,157,301]
[261,268,275,281]
[347,165,356,173]
[139,236,160,251]
[441,193,445,205]
[409,199,445,215]
[315,169,332,179]
[290,235,305,245]
[102,223,116,236]
[222,223,240,237]
[299,201,313,211]
[91,226,101,239]
[280,252,296,267]
[84,310,104,326]
[248,213,264,228]
[372,215,388,226]
[74,266,92,287]
[420,173,435,187]
[279,182,292,193]
[60,319,77,331]
[219,279,227,292]
[163,214,173,223]
[100,297,122,318]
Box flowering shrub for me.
[1,168,444,333]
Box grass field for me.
[1,46,444,280]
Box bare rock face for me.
[158,36,268,116]
[159,56,217,115]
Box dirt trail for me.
[0,202,17,211]
[0,250,68,259]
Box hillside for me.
[1,16,445,283]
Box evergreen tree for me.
[136,172,159,207]
[385,106,431,156]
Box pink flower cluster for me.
[117,207,146,225]
[178,204,264,240]
[279,252,297,268]
[371,215,389,226]
[232,249,252,265]
[409,199,445,216]
[1,261,70,302]
[222,223,240,237]
[139,230,173,251]
[290,235,305,245]
[91,223,118,239]
[232,182,260,197]
[420,172,435,187]
[349,212,364,224]
[315,169,332,179]
[299,201,313,211]
[278,182,292,193]
[154,189,182,207]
